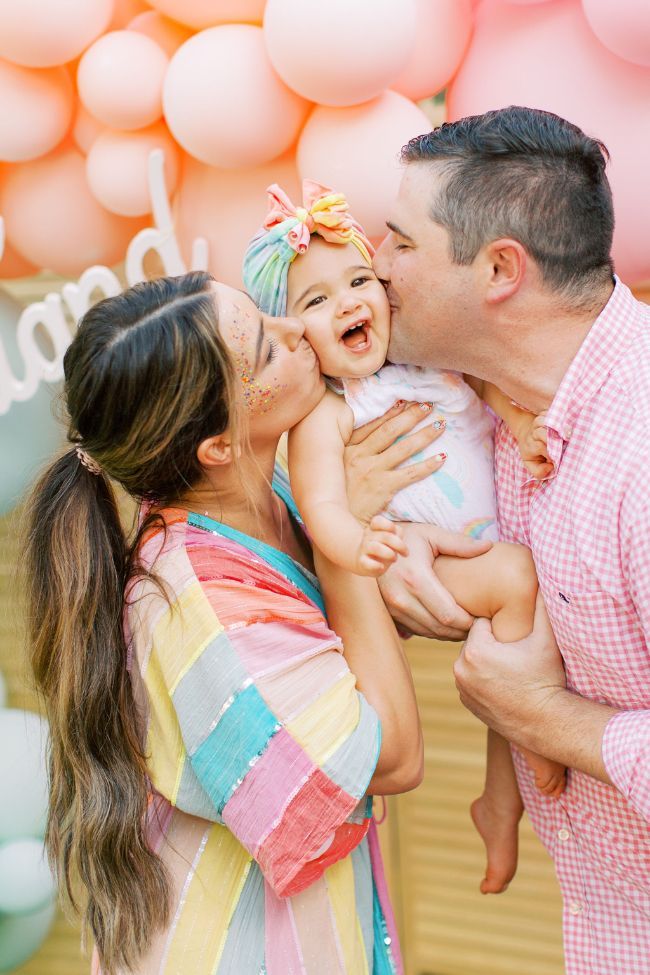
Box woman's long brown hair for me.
[25,272,243,973]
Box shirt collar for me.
[544,276,639,445]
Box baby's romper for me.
[341,363,498,541]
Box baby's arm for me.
[288,391,407,576]
[465,377,553,479]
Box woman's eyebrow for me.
[253,316,264,371]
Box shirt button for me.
[558,828,570,842]
[568,901,582,915]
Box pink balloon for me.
[86,122,180,216]
[72,103,105,155]
[583,0,650,67]
[0,147,144,276]
[296,91,431,240]
[78,31,168,131]
[146,0,265,29]
[127,11,193,58]
[164,25,309,169]
[392,0,474,102]
[264,0,418,107]
[448,0,650,284]
[176,151,302,288]
[0,0,113,68]
[0,60,73,162]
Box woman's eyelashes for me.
[266,338,279,364]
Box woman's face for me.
[213,282,325,439]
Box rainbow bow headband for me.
[243,179,374,317]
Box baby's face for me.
[286,237,390,378]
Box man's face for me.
[374,163,479,371]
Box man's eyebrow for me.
[253,316,264,371]
[386,220,414,243]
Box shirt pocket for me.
[536,569,650,708]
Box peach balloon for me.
[0,60,73,162]
[175,151,302,288]
[0,239,39,279]
[264,0,418,107]
[164,25,309,169]
[583,0,650,67]
[0,147,144,276]
[448,0,650,284]
[0,0,113,68]
[392,0,474,102]
[78,31,168,131]
[72,103,105,155]
[296,91,431,240]
[86,123,180,216]
[146,0,265,29]
[128,11,193,58]
[108,0,149,29]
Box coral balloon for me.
[0,61,73,162]
[392,0,473,101]
[71,103,105,155]
[297,91,431,240]
[0,239,39,278]
[164,25,309,169]
[78,31,168,130]
[0,0,113,68]
[108,0,149,29]
[86,123,180,216]
[0,147,144,276]
[147,0,265,29]
[176,152,302,288]
[583,0,650,67]
[128,11,192,57]
[264,0,418,107]
[448,0,650,283]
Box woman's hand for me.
[344,401,447,524]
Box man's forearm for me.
[508,687,616,785]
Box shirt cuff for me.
[602,710,650,820]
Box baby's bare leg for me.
[435,543,565,891]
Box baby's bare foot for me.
[519,748,566,798]
[470,794,520,895]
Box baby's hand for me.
[518,411,553,479]
[357,516,408,576]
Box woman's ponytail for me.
[25,448,170,973]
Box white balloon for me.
[0,710,49,842]
[0,838,56,914]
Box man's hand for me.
[454,593,566,747]
[344,401,447,525]
[377,523,492,641]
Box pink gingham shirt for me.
[494,278,650,975]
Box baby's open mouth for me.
[341,320,370,351]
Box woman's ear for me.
[483,238,527,304]
[196,433,232,469]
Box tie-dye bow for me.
[243,180,374,318]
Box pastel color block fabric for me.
[93,479,401,974]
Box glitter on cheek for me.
[226,313,289,415]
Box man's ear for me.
[483,238,527,304]
[196,433,232,469]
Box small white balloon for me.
[0,838,56,914]
[0,710,49,842]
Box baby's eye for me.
[305,294,325,309]
[351,276,371,287]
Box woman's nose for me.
[273,315,304,352]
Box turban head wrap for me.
[243,179,374,317]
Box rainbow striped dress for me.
[97,475,403,975]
